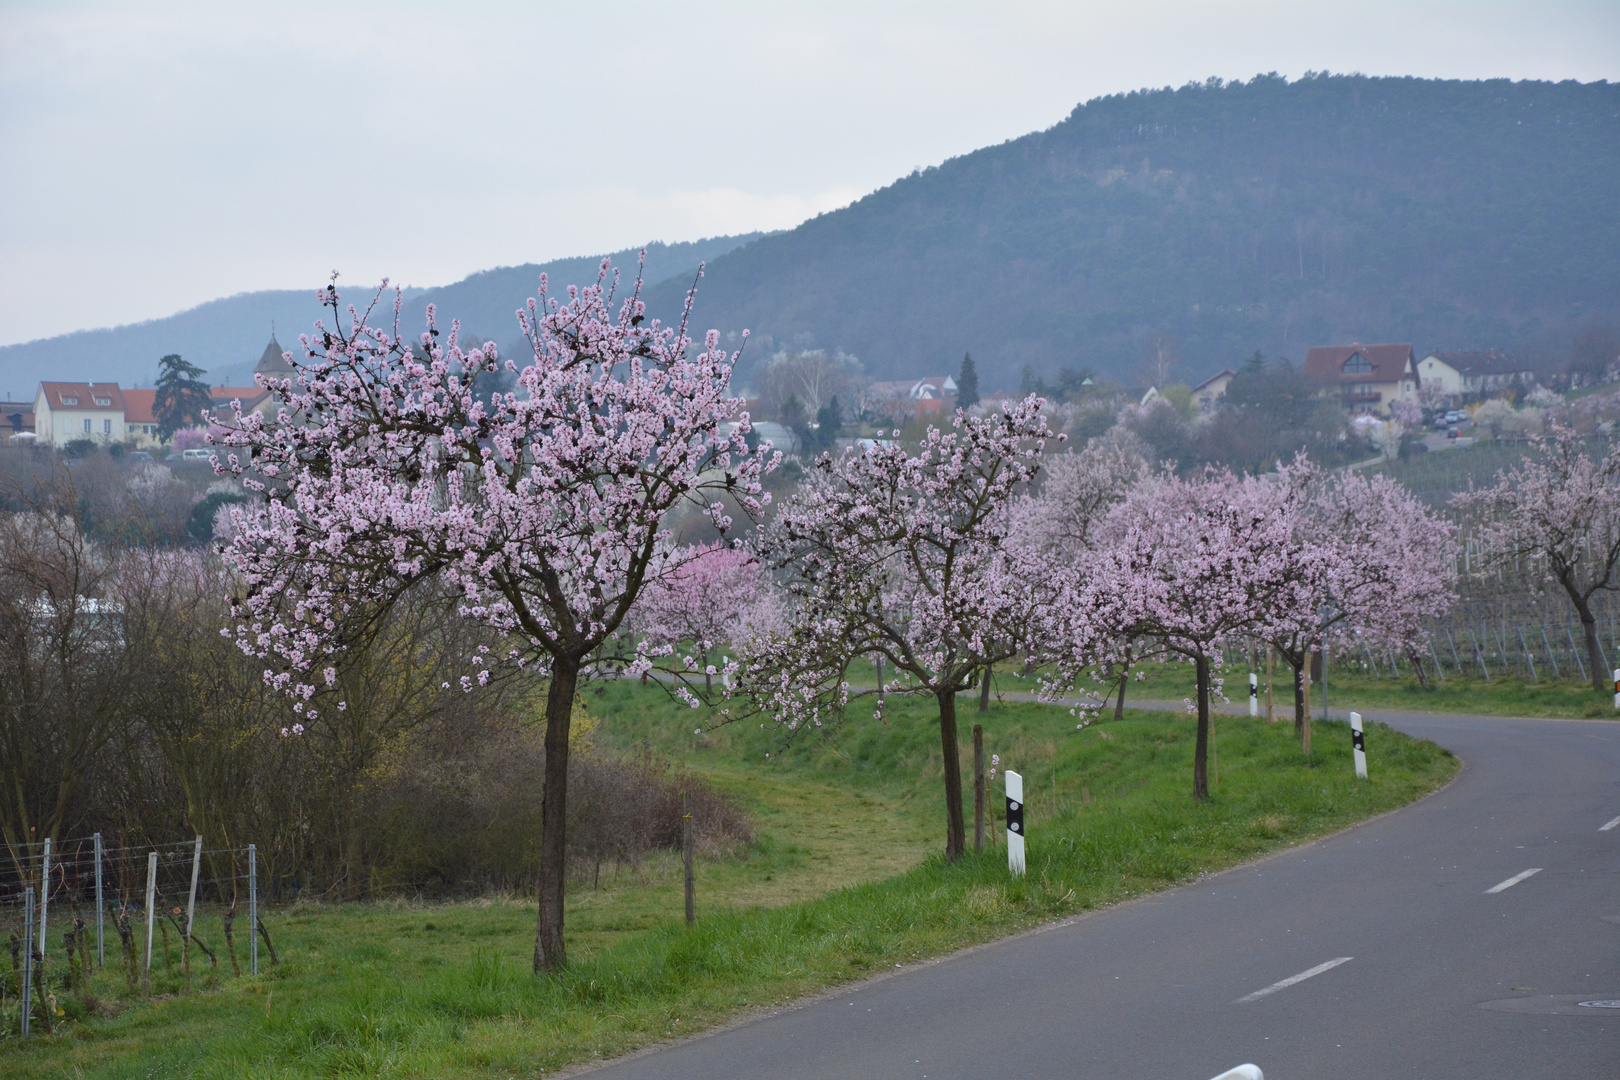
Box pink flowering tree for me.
[1009,437,1155,718]
[1453,423,1620,690]
[741,398,1055,860]
[213,259,771,971]
[1258,460,1455,732]
[1053,468,1329,799]
[632,541,765,694]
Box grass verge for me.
[1,692,1456,1078]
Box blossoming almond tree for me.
[743,399,1054,860]
[1454,423,1620,691]
[632,541,764,694]
[1057,468,1329,799]
[214,260,771,971]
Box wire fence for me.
[2,834,275,1038]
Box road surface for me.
[574,711,1620,1079]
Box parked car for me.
[1447,426,1461,439]
[127,450,152,462]
[181,448,211,460]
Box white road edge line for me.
[1485,868,1542,894]
[1235,957,1353,1003]
[1601,815,1620,832]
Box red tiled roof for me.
[38,381,125,411]
[1303,344,1415,384]
[122,388,157,424]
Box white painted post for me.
[1005,770,1025,878]
[37,836,49,962]
[142,850,157,993]
[248,843,258,976]
[20,886,34,1037]
[185,836,202,938]
[1249,672,1258,718]
[1612,668,1619,710]
[94,832,104,967]
[1350,711,1368,780]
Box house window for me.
[103,419,112,434]
[1342,353,1373,374]
[83,418,92,433]
[61,396,78,406]
[94,397,111,407]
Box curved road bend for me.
[573,712,1620,1079]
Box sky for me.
[2,1,1617,346]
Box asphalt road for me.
[574,711,1620,1079]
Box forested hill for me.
[0,234,765,391]
[653,75,1620,390]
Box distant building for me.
[1416,349,1535,398]
[0,400,35,439]
[33,382,127,446]
[860,375,958,421]
[1303,344,1419,416]
[121,389,162,448]
[1191,369,1237,412]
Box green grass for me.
[1092,659,1620,720]
[1,687,1456,1078]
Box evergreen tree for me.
[153,354,213,441]
[956,352,979,409]
[811,394,843,454]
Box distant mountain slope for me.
[0,234,765,391]
[652,75,1620,390]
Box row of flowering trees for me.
[213,260,1471,971]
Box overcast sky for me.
[2,1,1616,345]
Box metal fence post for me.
[185,836,202,938]
[38,836,50,962]
[248,843,258,976]
[20,887,35,1037]
[142,850,157,994]
[94,832,104,968]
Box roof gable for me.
[37,382,125,411]
[1303,344,1415,384]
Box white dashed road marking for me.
[1236,957,1353,1003]
[1485,868,1542,894]
[1600,815,1620,832]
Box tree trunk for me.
[534,656,579,972]
[1193,654,1211,801]
[978,664,992,713]
[1574,595,1607,692]
[936,688,966,861]
[1114,665,1129,722]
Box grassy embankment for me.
[2,681,1456,1078]
[1068,659,1620,720]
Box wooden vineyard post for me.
[19,887,33,1037]
[1265,648,1274,722]
[682,792,695,927]
[973,724,985,852]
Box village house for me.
[33,382,127,446]
[1191,368,1237,412]
[1415,349,1537,399]
[0,400,35,439]
[859,375,958,421]
[1302,343,1420,416]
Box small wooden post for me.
[1265,648,1274,722]
[978,664,992,713]
[973,724,985,852]
[142,851,157,994]
[682,792,695,927]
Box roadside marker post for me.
[1349,711,1368,779]
[1612,669,1619,710]
[1005,770,1025,878]
[1249,673,1258,717]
